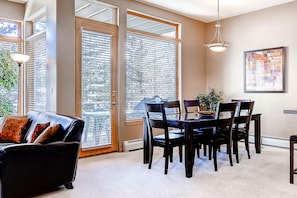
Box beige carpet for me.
[35,144,297,198]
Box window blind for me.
[26,31,47,112]
[81,29,113,148]
[126,32,178,120]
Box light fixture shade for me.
[204,0,230,52]
[205,42,230,52]
[10,54,30,65]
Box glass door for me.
[75,17,118,156]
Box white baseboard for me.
[249,135,289,149]
[123,136,290,153]
[123,139,143,152]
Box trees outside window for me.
[0,50,18,117]
[0,18,22,120]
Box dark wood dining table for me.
[143,112,262,178]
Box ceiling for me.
[8,0,296,23]
[136,0,296,23]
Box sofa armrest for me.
[0,142,80,198]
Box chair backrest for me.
[231,99,251,116]
[215,102,237,120]
[184,99,200,113]
[214,102,237,139]
[234,101,255,130]
[164,100,181,114]
[144,103,169,141]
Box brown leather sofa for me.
[0,111,84,198]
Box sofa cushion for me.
[34,123,60,143]
[0,116,30,143]
[29,122,50,143]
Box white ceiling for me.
[136,0,296,23]
[8,0,27,4]
[8,0,296,23]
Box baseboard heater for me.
[123,139,143,152]
[123,136,290,152]
[249,135,290,149]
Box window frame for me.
[0,18,22,39]
[0,18,24,116]
[125,11,181,123]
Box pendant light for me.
[204,0,230,52]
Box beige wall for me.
[101,0,206,150]
[205,1,297,140]
[0,0,24,20]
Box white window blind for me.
[126,13,179,120]
[81,29,111,111]
[80,29,113,148]
[26,31,47,112]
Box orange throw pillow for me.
[0,116,30,143]
[29,122,51,143]
[34,123,60,143]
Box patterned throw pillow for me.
[34,123,60,143]
[29,122,51,143]
[0,116,30,143]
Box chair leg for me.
[169,147,173,162]
[290,140,294,184]
[179,145,183,162]
[233,140,239,163]
[227,143,233,167]
[213,146,218,171]
[164,146,169,174]
[196,144,200,158]
[245,136,251,159]
[208,145,212,160]
[148,145,154,169]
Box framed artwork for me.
[244,47,285,93]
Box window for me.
[75,0,117,25]
[0,19,20,38]
[0,18,22,119]
[26,31,47,111]
[34,16,46,34]
[126,11,180,120]
[26,16,47,112]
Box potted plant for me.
[0,50,18,118]
[197,87,223,111]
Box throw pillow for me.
[0,116,30,143]
[29,122,51,143]
[34,123,60,143]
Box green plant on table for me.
[197,87,223,111]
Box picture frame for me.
[244,47,285,93]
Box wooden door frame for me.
[75,17,118,157]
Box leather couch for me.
[0,111,85,198]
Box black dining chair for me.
[184,99,201,113]
[144,103,185,174]
[199,102,237,171]
[232,101,254,163]
[183,99,205,158]
[164,100,184,135]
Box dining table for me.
[143,112,262,178]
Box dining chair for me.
[232,101,254,163]
[199,102,237,171]
[144,103,185,174]
[164,100,184,135]
[183,99,201,113]
[183,99,205,158]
